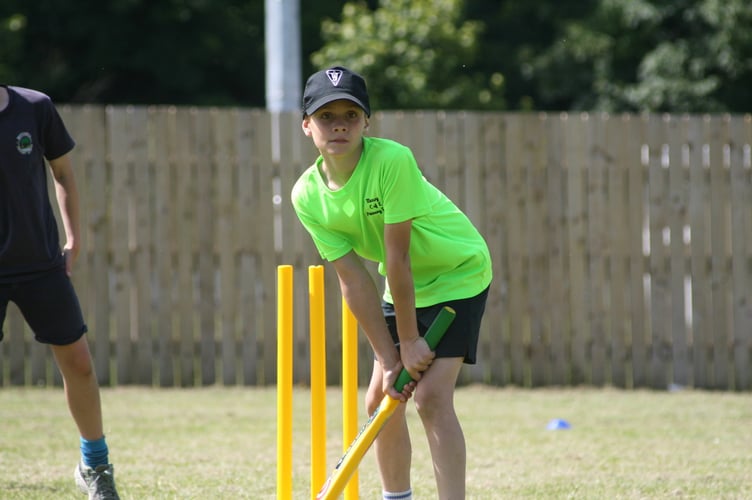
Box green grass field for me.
[0,385,750,499]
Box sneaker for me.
[75,461,121,500]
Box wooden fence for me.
[1,107,750,390]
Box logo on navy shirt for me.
[16,132,33,155]
[365,196,383,216]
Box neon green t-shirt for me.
[291,136,492,307]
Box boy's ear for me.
[301,117,312,136]
[364,118,370,130]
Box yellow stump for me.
[342,298,359,500]
[309,265,327,500]
[276,265,293,500]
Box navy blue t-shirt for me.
[0,86,75,282]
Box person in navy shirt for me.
[0,85,120,500]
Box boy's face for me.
[302,99,369,158]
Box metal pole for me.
[265,0,302,113]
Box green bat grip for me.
[393,306,456,392]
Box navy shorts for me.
[382,286,489,365]
[0,266,88,345]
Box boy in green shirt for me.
[292,67,492,500]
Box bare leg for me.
[367,362,411,493]
[50,336,104,440]
[414,357,465,500]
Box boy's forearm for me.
[384,220,418,344]
[386,258,419,344]
[341,277,399,367]
[335,258,399,367]
[55,180,81,247]
[50,155,81,253]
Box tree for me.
[464,0,599,111]
[311,0,505,110]
[0,0,265,105]
[3,0,750,112]
[528,0,752,112]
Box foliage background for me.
[1,0,750,112]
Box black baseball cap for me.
[303,66,371,117]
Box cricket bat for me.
[316,306,456,500]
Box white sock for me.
[383,489,412,500]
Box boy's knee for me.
[63,356,95,379]
[365,387,382,415]
[414,383,449,419]
[52,341,95,378]
[413,390,431,416]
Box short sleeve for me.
[41,96,75,161]
[381,147,431,224]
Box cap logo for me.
[326,69,343,86]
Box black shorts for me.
[382,286,489,365]
[0,266,88,345]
